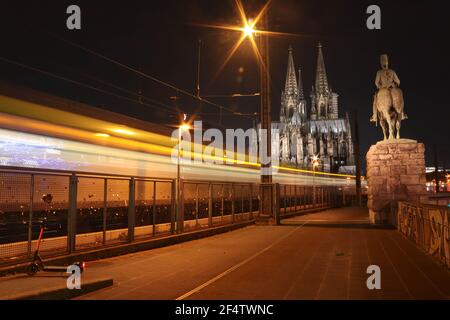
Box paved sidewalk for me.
[0,272,112,299]
[72,206,450,300]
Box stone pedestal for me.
[366,139,427,224]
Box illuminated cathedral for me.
[258,43,355,173]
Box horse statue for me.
[371,54,407,140]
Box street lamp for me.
[311,155,320,208]
[176,122,191,234]
[243,19,255,38]
[195,0,276,220]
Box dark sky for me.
[0,0,449,169]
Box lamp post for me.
[194,0,275,221]
[256,9,275,221]
[176,122,190,234]
[312,155,320,208]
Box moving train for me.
[0,82,362,251]
[0,82,359,187]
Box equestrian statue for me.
[371,54,407,140]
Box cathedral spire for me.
[297,68,304,100]
[315,42,329,94]
[284,45,297,95]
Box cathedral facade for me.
[260,43,355,173]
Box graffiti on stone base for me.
[398,202,450,268]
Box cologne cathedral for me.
[268,43,355,173]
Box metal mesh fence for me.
[223,184,232,217]
[105,178,129,244]
[0,172,32,262]
[154,181,172,234]
[33,174,69,256]
[76,177,105,250]
[134,180,155,239]
[183,182,197,228]
[0,166,349,267]
[278,184,341,216]
[252,184,259,213]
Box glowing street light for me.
[179,123,191,132]
[312,155,320,169]
[242,19,255,38]
[311,155,320,207]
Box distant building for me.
[255,43,355,173]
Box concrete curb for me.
[0,220,255,277]
[5,278,114,300]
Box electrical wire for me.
[48,33,255,120]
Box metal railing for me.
[277,184,343,216]
[0,166,347,266]
[179,180,257,233]
[0,168,177,265]
[273,184,344,222]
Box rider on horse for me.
[371,54,407,123]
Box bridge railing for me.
[179,180,257,233]
[0,166,350,266]
[277,184,344,218]
[0,167,261,266]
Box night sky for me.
[0,0,449,171]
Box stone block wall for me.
[366,140,427,224]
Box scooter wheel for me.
[26,263,39,276]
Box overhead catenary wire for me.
[0,56,231,129]
[0,55,179,115]
[48,32,255,121]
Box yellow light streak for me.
[0,94,361,180]
[110,128,137,135]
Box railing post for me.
[295,185,298,212]
[170,179,176,234]
[208,183,213,227]
[152,181,157,236]
[128,177,136,242]
[177,179,185,233]
[103,178,107,245]
[249,184,253,220]
[68,174,78,254]
[27,174,34,257]
[303,185,306,210]
[284,185,287,214]
[221,184,225,222]
[231,183,235,223]
[287,185,291,212]
[313,185,316,209]
[195,183,199,227]
[274,183,280,225]
[320,187,323,207]
[327,187,329,206]
[241,186,245,220]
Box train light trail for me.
[110,128,137,136]
[94,133,110,138]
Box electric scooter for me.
[26,219,85,276]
